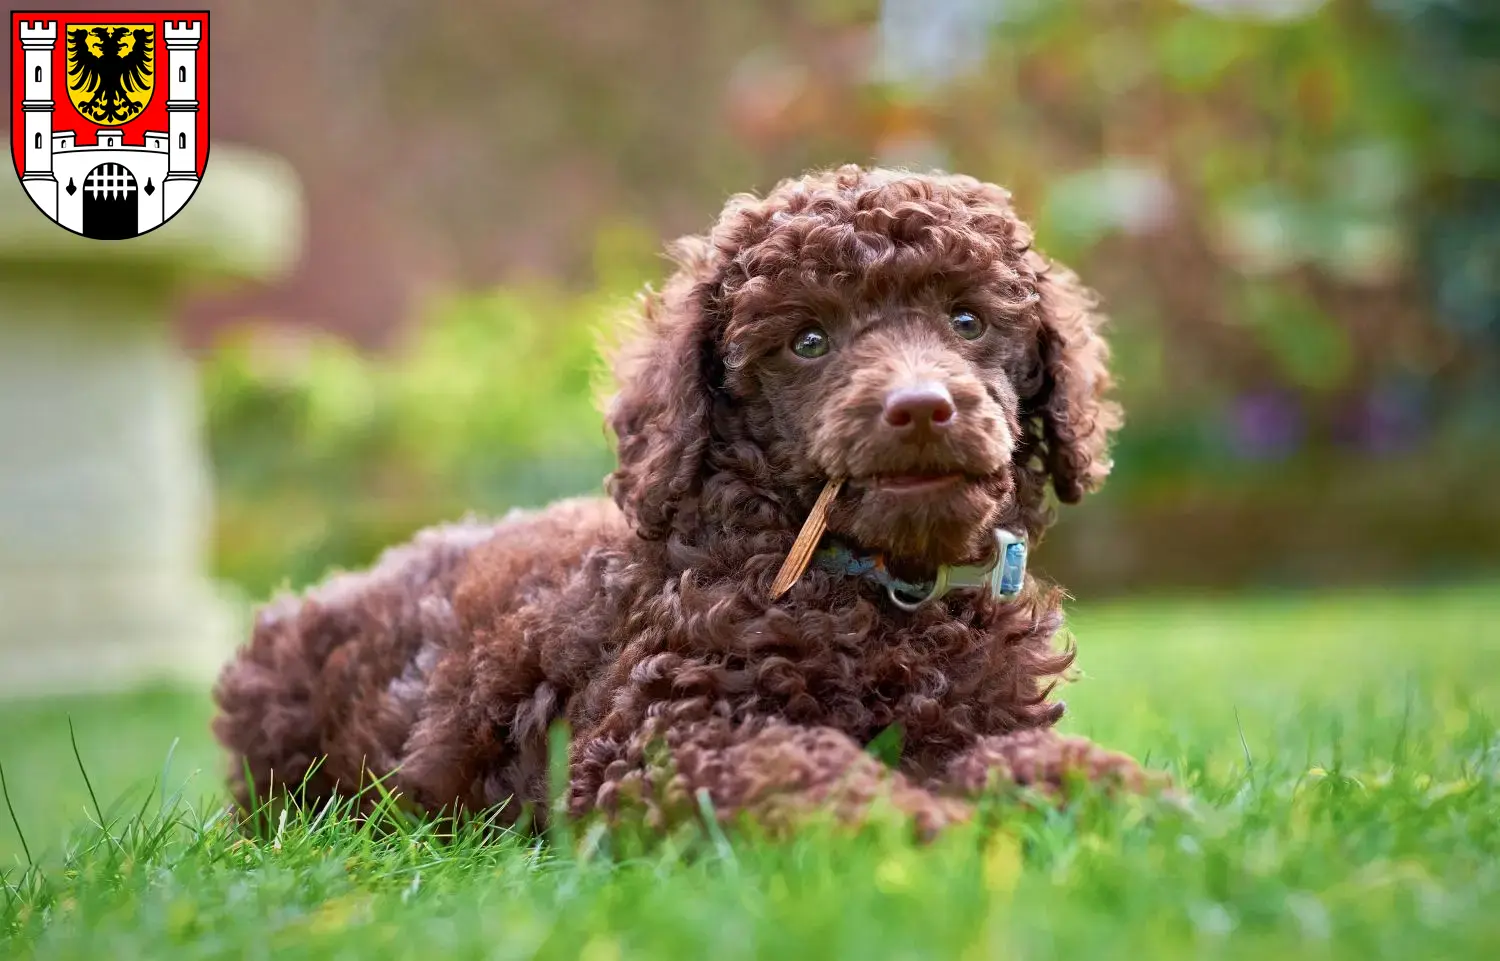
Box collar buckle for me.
[884,528,1028,611]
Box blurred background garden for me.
[10,0,1497,607]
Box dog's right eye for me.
[790,327,831,359]
[950,310,986,340]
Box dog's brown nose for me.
[883,382,955,435]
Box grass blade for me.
[1233,706,1253,775]
[159,736,180,816]
[67,716,104,829]
[0,760,32,867]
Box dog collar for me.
[812,528,1028,612]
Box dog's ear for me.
[604,235,721,540]
[1026,254,1121,507]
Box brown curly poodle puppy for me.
[213,165,1157,837]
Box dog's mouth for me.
[814,467,1011,573]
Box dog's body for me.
[214,167,1153,835]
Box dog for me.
[213,165,1155,837]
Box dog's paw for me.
[944,729,1172,801]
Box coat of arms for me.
[11,11,209,239]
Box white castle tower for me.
[18,20,58,220]
[162,20,202,219]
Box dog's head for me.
[606,166,1119,568]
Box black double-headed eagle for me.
[67,26,154,124]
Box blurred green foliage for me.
[207,283,618,598]
[209,227,684,597]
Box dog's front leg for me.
[571,715,970,839]
[940,729,1166,800]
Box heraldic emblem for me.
[11,10,209,239]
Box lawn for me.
[2,581,1498,960]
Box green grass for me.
[2,582,1499,960]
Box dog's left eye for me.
[790,327,831,359]
[950,311,986,340]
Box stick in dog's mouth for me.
[769,478,843,599]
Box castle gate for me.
[82,163,139,239]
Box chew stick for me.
[770,478,843,599]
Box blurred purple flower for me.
[1334,383,1428,456]
[1228,390,1305,461]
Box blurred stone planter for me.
[0,145,301,697]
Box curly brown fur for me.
[213,165,1152,837]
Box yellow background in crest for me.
[63,24,156,123]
